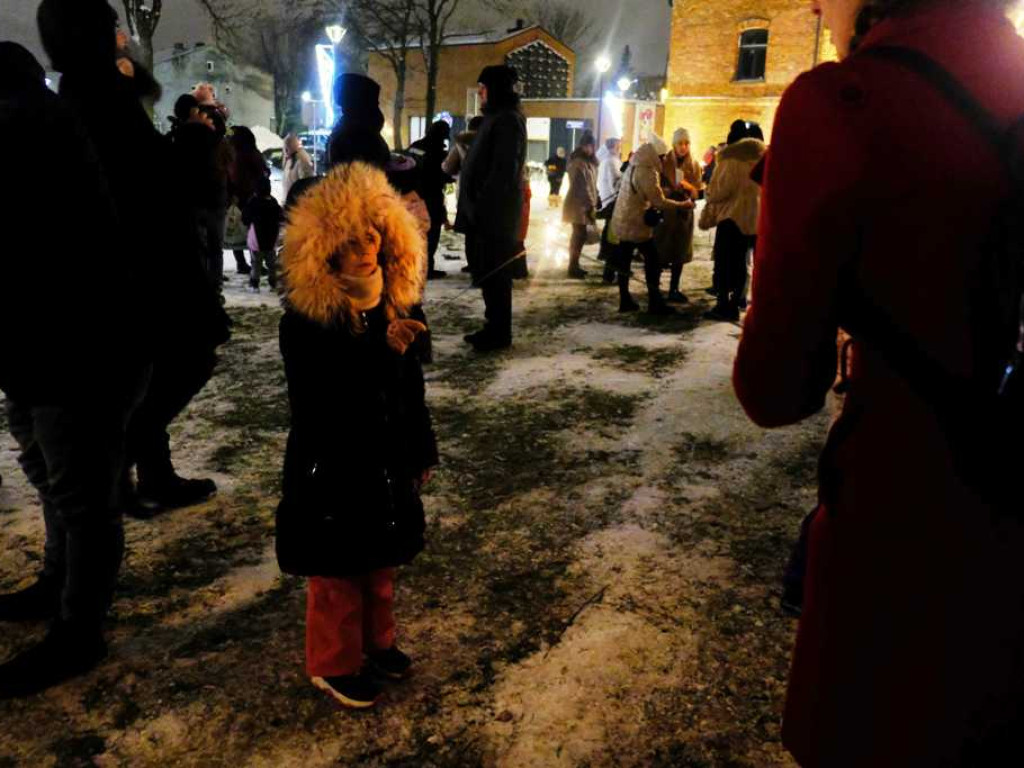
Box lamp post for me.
[595,55,612,142]
[617,76,633,98]
[302,90,320,175]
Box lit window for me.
[735,29,768,81]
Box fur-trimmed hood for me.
[718,137,766,163]
[281,162,426,327]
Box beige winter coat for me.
[283,147,314,199]
[610,143,689,244]
[561,151,599,226]
[701,137,766,236]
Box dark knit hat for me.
[477,65,518,95]
[0,42,46,93]
[37,0,118,73]
[334,73,384,125]
[578,130,596,148]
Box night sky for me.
[1,0,673,76]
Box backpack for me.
[842,46,1024,517]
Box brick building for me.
[664,0,837,153]
[369,24,575,146]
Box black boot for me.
[567,254,587,280]
[617,273,639,313]
[135,473,217,514]
[0,620,107,699]
[0,577,60,623]
[667,264,688,303]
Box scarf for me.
[337,266,384,312]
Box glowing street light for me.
[325,24,347,44]
[301,91,313,103]
[595,55,612,142]
[617,76,632,94]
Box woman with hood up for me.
[609,134,694,315]
[276,158,438,710]
[227,125,270,276]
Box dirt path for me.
[0,205,828,766]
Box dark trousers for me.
[427,218,442,274]
[549,178,562,197]
[615,238,665,307]
[6,389,142,626]
[126,350,217,486]
[713,219,753,312]
[472,233,514,341]
[232,249,250,272]
[196,206,226,287]
[569,223,587,270]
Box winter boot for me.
[617,273,639,313]
[667,264,688,303]
[367,646,413,680]
[136,474,217,514]
[0,577,61,623]
[468,331,512,353]
[0,620,107,699]
[312,671,382,709]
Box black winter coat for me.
[455,105,526,266]
[59,70,229,355]
[241,195,283,252]
[409,135,451,220]
[0,61,145,406]
[277,305,438,578]
[171,122,229,211]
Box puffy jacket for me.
[702,137,766,235]
[610,142,689,244]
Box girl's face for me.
[336,228,382,277]
[812,0,867,59]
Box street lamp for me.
[325,24,346,44]
[617,76,633,96]
[595,55,612,142]
[302,91,321,174]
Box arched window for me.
[735,28,768,81]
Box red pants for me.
[305,568,396,677]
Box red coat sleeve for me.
[734,66,866,428]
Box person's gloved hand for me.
[386,318,428,355]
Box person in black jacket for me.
[276,161,437,710]
[455,65,527,352]
[409,120,452,280]
[545,146,567,203]
[242,175,283,292]
[0,40,149,699]
[38,0,230,517]
[326,73,391,171]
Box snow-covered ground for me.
[0,187,823,767]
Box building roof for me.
[371,24,569,53]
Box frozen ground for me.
[0,187,830,766]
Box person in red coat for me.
[733,1,1024,764]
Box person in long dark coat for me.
[276,161,437,709]
[455,65,527,352]
[227,126,269,276]
[37,0,229,517]
[327,73,391,171]
[0,40,149,698]
[409,119,453,280]
[734,1,1024,763]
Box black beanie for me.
[0,42,46,93]
[334,73,384,125]
[477,65,518,96]
[37,0,118,73]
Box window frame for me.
[734,27,769,83]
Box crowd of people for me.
[3,0,1024,763]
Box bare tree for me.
[415,0,464,128]
[197,0,322,135]
[344,0,418,149]
[121,0,162,71]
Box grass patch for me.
[593,344,689,377]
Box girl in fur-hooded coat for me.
[277,161,438,708]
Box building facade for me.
[664,0,836,153]
[153,43,275,135]
[368,24,575,146]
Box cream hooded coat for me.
[610,142,688,244]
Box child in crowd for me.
[241,176,283,292]
[276,161,437,709]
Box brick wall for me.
[664,0,836,153]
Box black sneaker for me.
[0,578,60,623]
[136,475,217,513]
[0,621,107,699]
[619,297,640,313]
[602,268,616,284]
[567,266,588,280]
[312,672,381,709]
[666,290,689,304]
[463,329,486,346]
[236,264,252,275]
[367,647,413,680]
